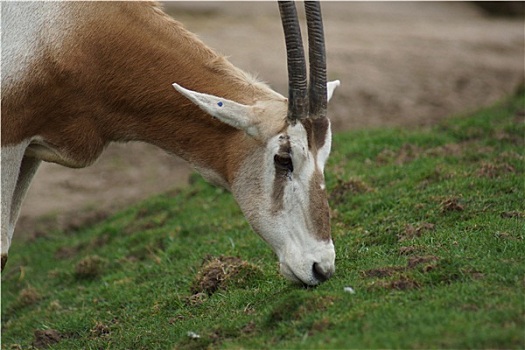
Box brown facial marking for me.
[271,175,286,214]
[299,118,331,240]
[300,117,329,151]
[271,135,292,214]
[309,170,331,241]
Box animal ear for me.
[172,83,260,138]
[327,80,340,102]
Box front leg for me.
[1,141,40,270]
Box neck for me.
[92,3,268,186]
[5,2,275,187]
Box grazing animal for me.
[1,1,340,285]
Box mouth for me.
[279,262,325,286]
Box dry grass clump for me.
[190,255,263,295]
[75,255,106,279]
[17,286,41,307]
[33,329,61,349]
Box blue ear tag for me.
[217,101,223,107]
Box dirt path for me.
[14,2,524,239]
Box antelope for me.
[1,1,340,286]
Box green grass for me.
[2,91,524,349]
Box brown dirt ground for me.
[14,2,524,240]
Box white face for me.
[232,119,335,286]
[172,81,340,286]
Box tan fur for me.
[2,2,337,284]
[309,170,331,241]
[1,2,284,183]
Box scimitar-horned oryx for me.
[1,1,340,285]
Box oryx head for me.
[172,1,339,285]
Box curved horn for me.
[278,1,308,123]
[305,1,327,119]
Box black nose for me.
[312,262,332,283]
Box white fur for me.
[193,164,230,191]
[327,80,340,102]
[163,71,334,284]
[227,82,341,285]
[2,3,76,91]
[317,80,338,170]
[1,140,41,259]
[317,120,332,171]
[25,136,87,168]
[2,3,44,90]
[279,124,334,284]
[232,121,335,285]
[172,83,261,138]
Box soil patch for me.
[362,266,405,278]
[363,255,441,290]
[190,256,263,295]
[33,329,62,349]
[17,287,42,307]
[398,246,421,255]
[386,278,421,291]
[440,197,465,213]
[398,223,436,242]
[74,255,107,279]
[407,255,440,269]
[376,144,424,165]
[329,178,373,205]
[500,211,524,219]
[477,162,516,178]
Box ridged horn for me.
[278,1,308,123]
[305,1,327,119]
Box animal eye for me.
[274,154,294,173]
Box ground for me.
[14,2,524,239]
